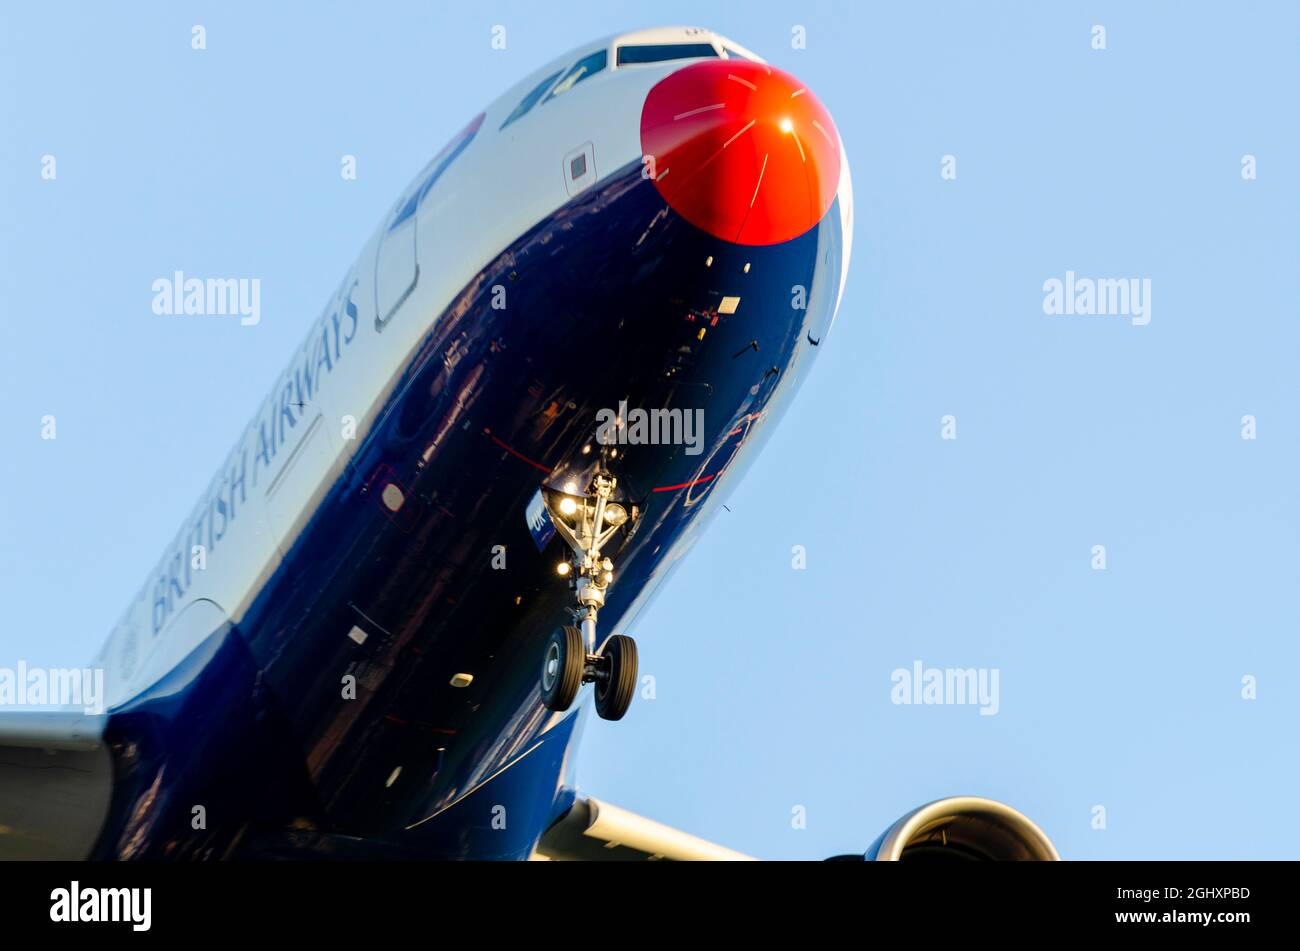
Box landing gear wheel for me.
[540,625,584,712]
[594,634,638,721]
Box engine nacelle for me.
[848,797,1060,861]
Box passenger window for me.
[615,43,718,66]
[545,49,608,102]
[500,70,563,130]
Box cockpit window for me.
[722,46,754,62]
[616,43,719,66]
[545,49,608,102]
[500,69,563,130]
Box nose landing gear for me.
[540,625,585,713]
[593,633,637,721]
[539,626,637,721]
[538,470,639,721]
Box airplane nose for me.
[640,59,841,247]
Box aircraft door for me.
[375,112,485,330]
[375,191,420,327]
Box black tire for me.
[595,634,638,721]
[540,625,584,712]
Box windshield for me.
[616,43,719,66]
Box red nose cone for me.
[640,59,841,247]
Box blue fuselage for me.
[92,160,846,860]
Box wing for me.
[533,796,755,861]
[0,712,113,859]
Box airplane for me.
[0,26,1059,862]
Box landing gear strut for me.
[538,469,639,721]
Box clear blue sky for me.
[2,2,1296,860]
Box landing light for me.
[603,503,628,527]
[381,483,405,512]
[558,497,578,516]
[557,561,571,576]
[779,117,793,133]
